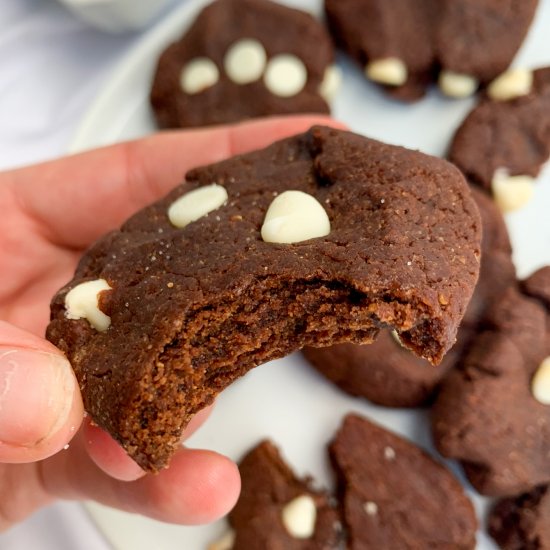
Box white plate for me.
[73,1,550,549]
[56,0,175,33]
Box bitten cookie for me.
[489,485,550,550]
[432,267,550,496]
[449,66,550,212]
[209,440,342,550]
[150,0,338,128]
[303,186,515,408]
[329,414,478,549]
[324,0,538,101]
[46,126,481,472]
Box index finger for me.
[4,115,343,248]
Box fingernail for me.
[0,349,76,447]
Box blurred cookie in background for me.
[449,66,550,213]
[209,440,343,550]
[432,267,550,497]
[488,484,550,550]
[436,0,539,98]
[325,0,439,102]
[151,0,339,128]
[324,0,539,101]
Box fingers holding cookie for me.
[38,425,241,525]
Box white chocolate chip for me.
[261,190,330,244]
[224,38,267,84]
[488,68,533,101]
[438,70,478,98]
[491,169,535,213]
[384,446,396,461]
[365,58,407,86]
[208,529,235,550]
[168,184,228,228]
[364,501,378,516]
[532,357,550,405]
[319,65,342,102]
[264,54,307,97]
[390,330,405,349]
[281,495,317,539]
[65,279,112,332]
[180,58,219,95]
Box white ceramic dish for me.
[56,0,177,33]
[71,0,550,548]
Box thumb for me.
[0,321,83,463]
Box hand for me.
[0,115,335,531]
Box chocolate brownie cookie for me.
[46,126,481,472]
[324,0,439,101]
[325,0,538,101]
[449,66,550,211]
[432,267,550,496]
[436,0,539,98]
[151,0,338,129]
[209,440,342,550]
[304,186,515,408]
[329,414,477,549]
[489,485,550,550]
